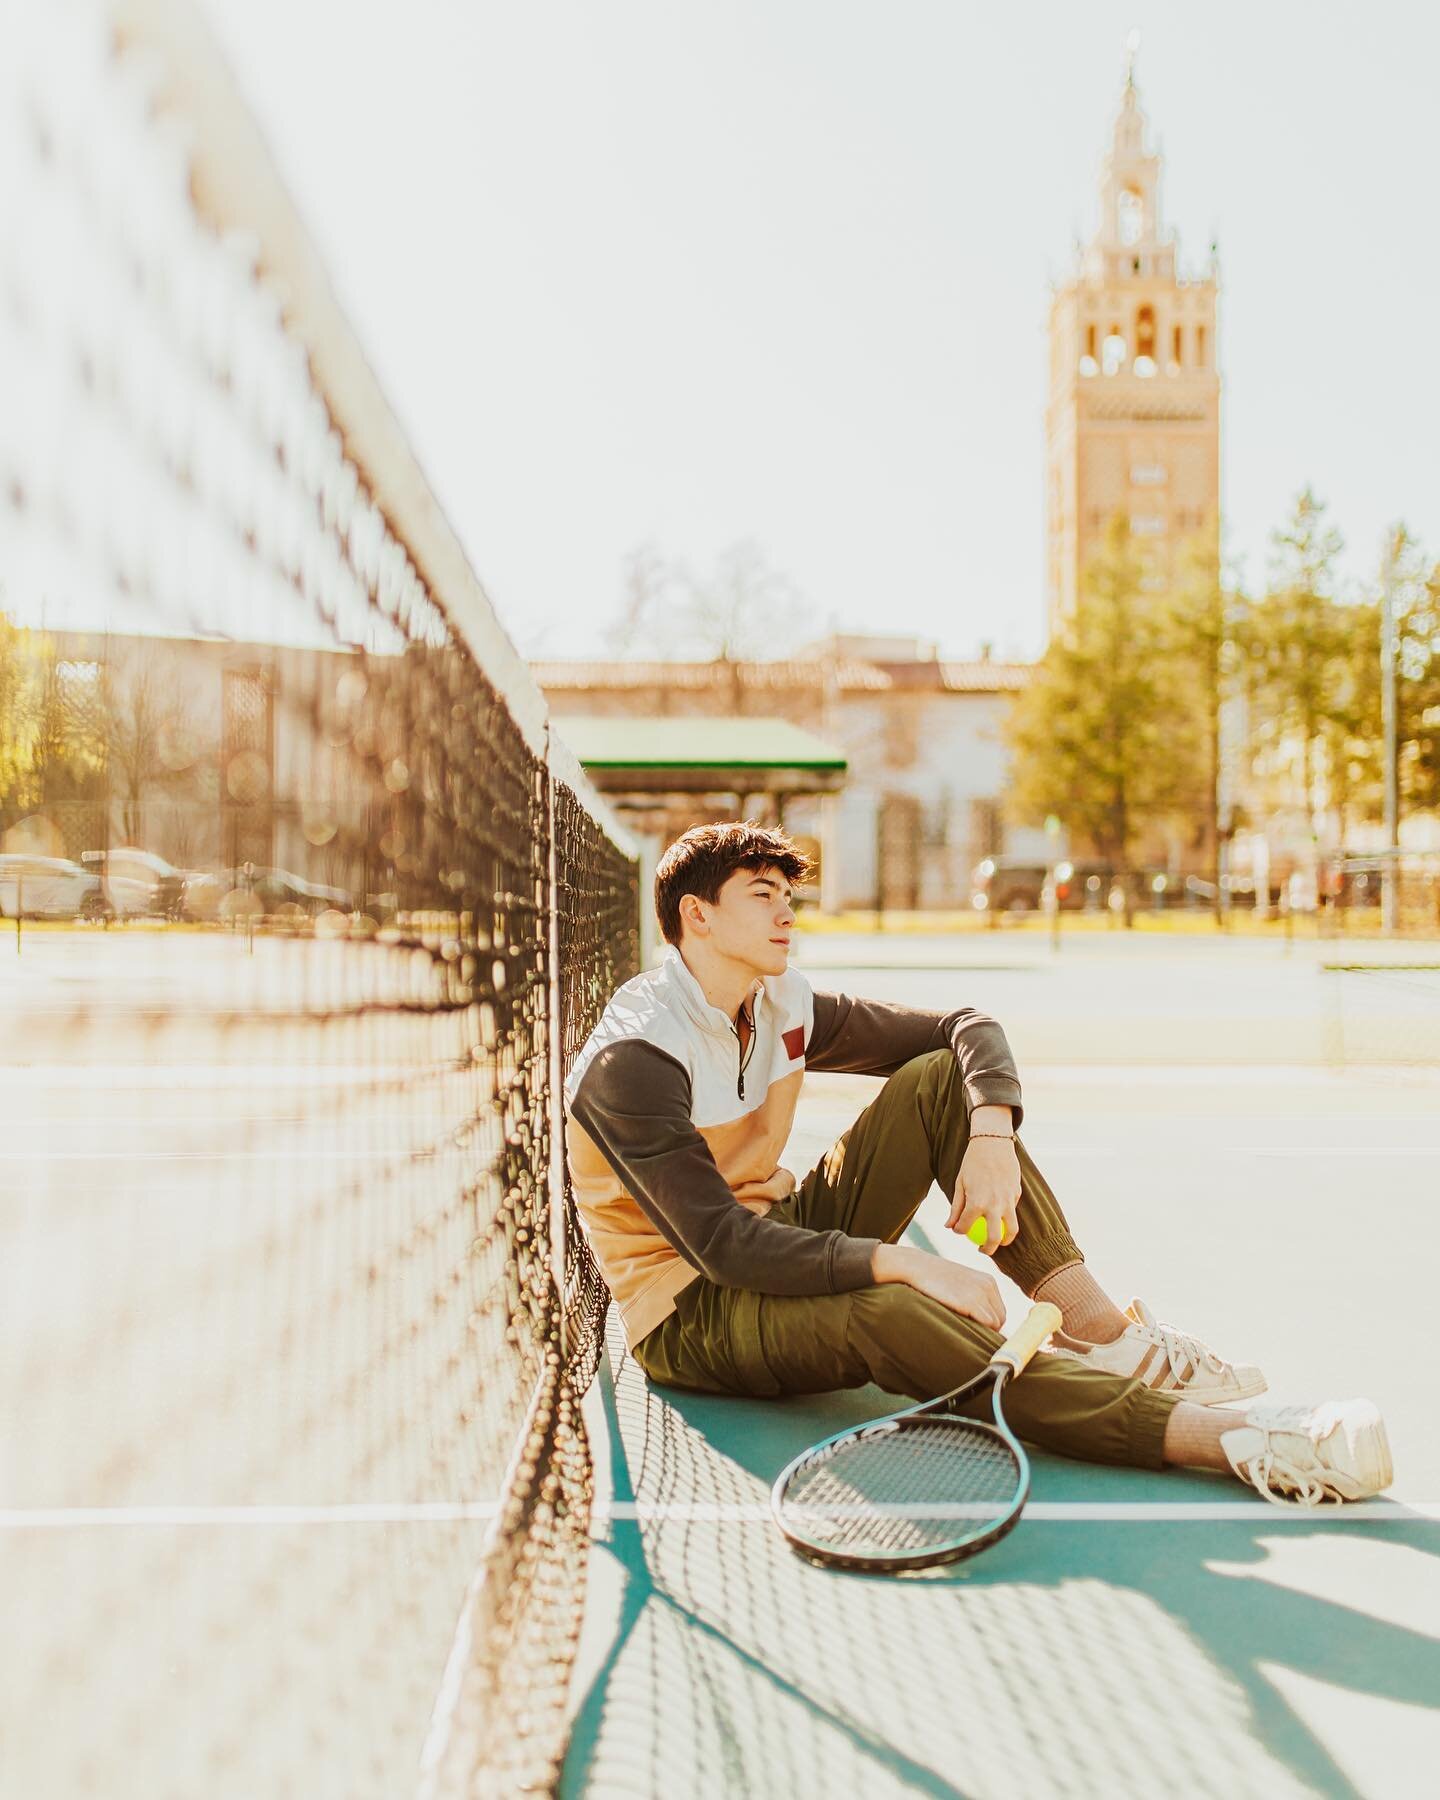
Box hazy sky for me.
[198,0,1439,663]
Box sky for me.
[197,0,1439,664]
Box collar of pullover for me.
[662,946,765,1038]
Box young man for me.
[565,823,1392,1507]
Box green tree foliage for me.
[0,614,107,843]
[0,612,35,829]
[1390,528,1440,815]
[1007,516,1202,917]
[1240,489,1368,846]
[1166,523,1238,891]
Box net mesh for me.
[781,1418,1022,1561]
[0,5,635,1795]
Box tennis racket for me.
[770,1301,1062,1573]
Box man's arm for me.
[568,1040,879,1295]
[807,990,1024,1258]
[805,991,1024,1127]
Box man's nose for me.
[777,905,795,927]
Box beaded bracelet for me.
[969,1131,1015,1141]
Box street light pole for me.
[1380,534,1399,935]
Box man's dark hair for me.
[654,821,812,946]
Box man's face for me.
[692,864,796,977]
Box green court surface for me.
[563,939,1440,1799]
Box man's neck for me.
[677,942,759,1023]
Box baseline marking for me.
[3,1500,1436,1527]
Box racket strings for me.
[782,1420,1021,1558]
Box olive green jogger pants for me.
[633,1048,1177,1469]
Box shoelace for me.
[1234,1406,1344,1507]
[1234,1448,1336,1509]
[1143,1316,1227,1382]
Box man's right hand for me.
[870,1244,1005,1333]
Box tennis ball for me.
[967,1217,988,1247]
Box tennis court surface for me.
[564,937,1440,1800]
[4,9,1438,1798]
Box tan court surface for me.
[564,934,1440,1800]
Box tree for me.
[100,656,202,845]
[1389,528,1440,817]
[0,616,105,841]
[0,611,38,833]
[604,540,814,674]
[1167,523,1239,910]
[1007,516,1202,922]
[1240,489,1357,857]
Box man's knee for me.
[849,1282,996,1351]
[847,1283,999,1396]
[891,1047,959,1115]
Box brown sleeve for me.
[805,990,1024,1127]
[567,1040,878,1294]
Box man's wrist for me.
[970,1104,1015,1138]
[871,1242,924,1285]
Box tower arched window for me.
[1197,324,1208,367]
[1135,306,1156,360]
[1172,323,1183,366]
[1118,188,1144,247]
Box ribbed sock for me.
[1032,1262,1129,1345]
[1162,1403,1236,1472]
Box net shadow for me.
[564,1317,1440,1800]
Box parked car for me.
[971,857,1118,913]
[970,858,1048,912]
[80,848,189,920]
[0,853,108,920]
[213,866,354,924]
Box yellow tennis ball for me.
[967,1217,988,1247]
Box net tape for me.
[0,5,636,1795]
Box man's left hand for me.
[947,1128,1021,1256]
[732,1167,797,1205]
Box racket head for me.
[771,1392,1030,1573]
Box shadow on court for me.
[563,1342,1440,1800]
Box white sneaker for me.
[1221,1400,1394,1506]
[1049,1298,1267,1405]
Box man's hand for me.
[731,1167,797,1204]
[871,1243,1005,1332]
[947,1107,1021,1256]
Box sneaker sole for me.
[1049,1349,1269,1407]
[1332,1401,1394,1496]
[1177,1374,1269,1407]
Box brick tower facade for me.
[1045,52,1221,631]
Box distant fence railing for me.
[967,851,1440,938]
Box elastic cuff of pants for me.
[999,1231,1083,1292]
[1127,1387,1181,1472]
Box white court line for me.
[0,1150,440,1163]
[0,1067,452,1087]
[15,1147,1440,1165]
[2,1500,1436,1527]
[1225,1147,1440,1158]
[7,1064,1440,1088]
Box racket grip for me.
[990,1302,1063,1376]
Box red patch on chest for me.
[782,1025,805,1062]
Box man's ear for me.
[678,893,709,937]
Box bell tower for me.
[1045,43,1221,630]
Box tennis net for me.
[0,3,637,1794]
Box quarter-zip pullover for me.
[564,946,1023,1349]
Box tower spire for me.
[1096,34,1163,253]
[1124,27,1141,94]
